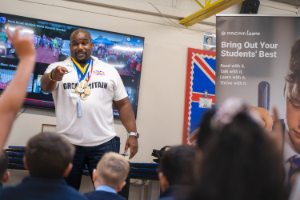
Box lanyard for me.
[71,57,93,84]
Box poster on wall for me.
[216,15,300,186]
[203,33,216,52]
[183,48,216,145]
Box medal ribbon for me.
[71,57,93,83]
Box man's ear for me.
[116,181,126,192]
[1,171,10,183]
[62,163,73,178]
[158,172,169,191]
[23,156,28,170]
[93,169,98,183]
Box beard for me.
[75,51,89,64]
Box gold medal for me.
[84,87,91,95]
[81,93,88,100]
[75,87,80,94]
[80,80,88,89]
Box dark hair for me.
[25,132,75,179]
[285,38,300,97]
[158,145,195,186]
[190,113,286,200]
[0,151,8,180]
[196,109,216,150]
[206,36,213,42]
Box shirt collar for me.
[65,56,98,66]
[95,185,117,194]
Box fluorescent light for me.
[112,45,143,52]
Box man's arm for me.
[113,97,138,159]
[0,27,36,150]
[41,66,68,93]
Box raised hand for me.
[6,26,35,59]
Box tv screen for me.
[0,13,144,118]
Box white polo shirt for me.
[45,56,127,146]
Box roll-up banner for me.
[216,15,300,186]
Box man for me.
[40,29,138,190]
[157,145,195,200]
[283,37,300,187]
[0,150,9,189]
[0,132,87,200]
[84,152,129,200]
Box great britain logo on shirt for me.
[93,70,105,76]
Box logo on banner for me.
[0,17,6,23]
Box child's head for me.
[0,150,9,184]
[157,145,195,191]
[24,132,75,179]
[93,152,129,191]
[285,38,300,153]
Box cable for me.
[148,2,216,33]
[15,107,26,120]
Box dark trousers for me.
[65,136,120,190]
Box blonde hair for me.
[97,152,129,189]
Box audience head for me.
[157,145,195,191]
[0,150,9,184]
[190,98,286,200]
[93,152,129,191]
[196,109,216,150]
[24,132,75,179]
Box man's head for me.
[69,29,93,64]
[0,150,9,184]
[24,132,75,179]
[285,38,300,153]
[93,152,129,191]
[157,145,195,191]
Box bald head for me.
[70,29,91,41]
[69,29,93,64]
[97,152,129,189]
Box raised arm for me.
[113,97,138,159]
[0,27,36,150]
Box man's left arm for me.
[113,97,138,159]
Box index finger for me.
[5,25,13,42]
[272,106,282,131]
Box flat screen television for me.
[0,13,144,118]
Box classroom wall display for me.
[216,15,300,185]
[203,33,216,52]
[0,12,144,118]
[183,48,216,145]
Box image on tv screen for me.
[0,13,144,118]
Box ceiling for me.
[270,0,300,6]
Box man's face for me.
[69,32,93,63]
[286,95,300,152]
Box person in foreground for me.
[0,132,87,200]
[0,26,36,152]
[84,152,129,200]
[189,98,287,200]
[0,150,9,189]
[157,145,195,200]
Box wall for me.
[0,0,299,199]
